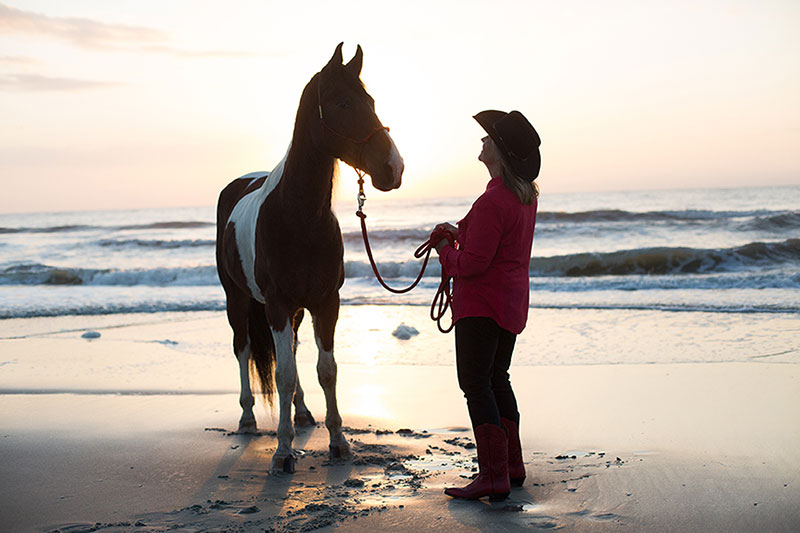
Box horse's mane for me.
[330,159,341,201]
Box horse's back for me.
[216,173,269,230]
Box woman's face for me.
[478,136,502,168]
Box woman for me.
[433,109,541,501]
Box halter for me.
[316,77,389,150]
[316,75,389,213]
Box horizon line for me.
[1,182,798,216]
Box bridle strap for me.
[315,73,385,212]
[317,76,389,145]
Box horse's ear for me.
[326,42,344,68]
[345,45,363,77]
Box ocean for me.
[0,187,800,318]
[0,184,798,372]
[0,185,798,320]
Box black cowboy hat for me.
[474,110,541,181]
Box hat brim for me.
[474,110,541,181]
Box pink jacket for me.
[439,176,537,334]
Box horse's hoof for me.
[271,455,295,474]
[237,419,258,434]
[294,410,316,427]
[329,442,351,459]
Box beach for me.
[2,305,798,532]
[2,0,798,527]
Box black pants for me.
[455,316,520,428]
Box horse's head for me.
[314,43,403,192]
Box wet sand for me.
[1,308,799,531]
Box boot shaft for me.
[474,423,510,494]
[501,417,525,485]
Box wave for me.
[0,264,219,286]
[342,209,799,242]
[3,281,798,318]
[535,208,765,223]
[95,238,215,249]
[3,209,795,243]
[0,261,440,287]
[537,209,800,232]
[0,224,93,234]
[4,208,798,235]
[528,271,800,291]
[342,228,432,245]
[343,239,800,280]
[743,211,800,231]
[4,293,796,319]
[0,221,214,234]
[7,301,798,319]
[533,239,800,277]
[2,239,797,287]
[339,298,800,314]
[0,300,226,319]
[116,221,214,230]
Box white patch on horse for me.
[236,342,256,430]
[271,322,297,461]
[313,332,348,455]
[238,171,269,182]
[227,147,290,303]
[385,130,404,186]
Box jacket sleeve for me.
[439,196,503,278]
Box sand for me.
[1,307,799,532]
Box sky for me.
[0,0,798,214]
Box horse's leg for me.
[291,309,316,426]
[294,378,315,426]
[236,341,257,433]
[312,296,350,459]
[270,318,298,473]
[225,289,257,433]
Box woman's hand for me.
[439,222,458,237]
[432,223,458,254]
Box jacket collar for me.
[486,175,503,190]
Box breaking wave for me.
[532,239,800,277]
[0,264,218,286]
[2,239,797,288]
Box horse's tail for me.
[248,299,276,406]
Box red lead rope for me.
[319,74,454,332]
[354,173,456,333]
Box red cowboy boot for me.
[501,417,526,486]
[445,423,511,501]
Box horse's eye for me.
[336,100,350,110]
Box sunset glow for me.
[1,0,798,213]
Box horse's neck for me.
[284,147,335,211]
[279,104,337,218]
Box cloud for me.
[0,3,257,58]
[0,3,165,49]
[0,73,119,91]
[140,45,260,59]
[0,55,38,66]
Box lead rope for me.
[317,74,454,331]
[354,171,455,333]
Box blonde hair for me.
[501,162,538,205]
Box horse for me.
[215,43,404,473]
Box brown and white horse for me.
[215,44,403,473]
